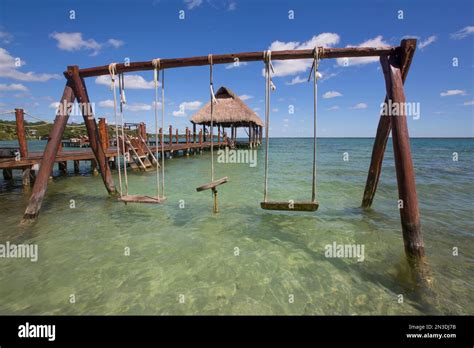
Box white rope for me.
[161,69,165,197]
[262,50,274,202]
[208,54,215,182]
[119,72,129,195]
[108,63,123,196]
[310,47,320,202]
[0,110,15,116]
[152,58,161,199]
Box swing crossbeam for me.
[260,201,319,212]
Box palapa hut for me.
[190,86,263,148]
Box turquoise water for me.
[0,138,472,315]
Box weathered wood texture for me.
[67,66,116,194]
[15,108,28,159]
[77,46,400,77]
[362,39,417,208]
[260,201,319,212]
[380,54,424,259]
[23,81,76,220]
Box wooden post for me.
[193,123,197,143]
[98,118,109,151]
[22,168,31,187]
[199,129,203,146]
[248,125,252,148]
[66,66,116,194]
[159,127,163,146]
[23,80,76,220]
[203,125,207,142]
[59,161,68,175]
[362,39,417,208]
[380,54,424,261]
[217,126,221,146]
[3,169,13,180]
[74,160,80,174]
[176,128,179,144]
[15,108,28,159]
[185,127,189,144]
[169,125,173,145]
[91,159,98,176]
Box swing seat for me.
[196,177,228,192]
[260,200,319,212]
[119,195,166,204]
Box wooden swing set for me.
[22,38,425,265]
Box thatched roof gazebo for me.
[190,86,263,147]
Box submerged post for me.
[380,54,424,261]
[23,81,76,220]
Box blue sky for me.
[0,0,473,137]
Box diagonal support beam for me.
[362,39,417,208]
[380,54,424,260]
[23,80,76,220]
[66,65,116,195]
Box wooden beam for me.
[66,66,116,194]
[362,39,417,208]
[98,118,109,151]
[77,46,400,78]
[15,108,28,159]
[381,54,424,260]
[23,81,76,220]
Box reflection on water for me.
[0,138,473,314]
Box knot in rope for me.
[152,58,161,87]
[208,54,218,104]
[263,50,276,91]
[108,63,117,90]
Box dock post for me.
[380,53,425,266]
[98,118,109,151]
[66,66,116,194]
[169,125,173,146]
[362,39,417,208]
[22,168,31,187]
[59,161,68,175]
[91,160,98,176]
[193,123,196,143]
[15,108,28,160]
[176,128,179,144]
[23,80,76,220]
[74,160,80,174]
[248,125,252,148]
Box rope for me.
[109,63,123,196]
[262,50,274,202]
[310,47,320,202]
[119,72,129,195]
[161,69,165,197]
[152,58,162,199]
[0,110,15,116]
[208,54,216,183]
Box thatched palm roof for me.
[190,86,263,127]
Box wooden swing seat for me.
[260,200,319,212]
[119,195,166,204]
[196,177,228,192]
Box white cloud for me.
[172,100,202,117]
[0,48,61,81]
[99,100,115,108]
[440,89,466,97]
[463,100,474,106]
[49,102,60,109]
[95,75,155,89]
[336,35,389,67]
[322,91,342,99]
[266,33,340,77]
[228,1,237,11]
[286,76,306,85]
[50,32,124,56]
[225,62,248,69]
[0,31,13,44]
[0,83,28,91]
[327,106,339,110]
[451,26,474,40]
[239,94,253,100]
[418,35,437,49]
[107,39,124,48]
[99,99,152,112]
[352,102,368,109]
[184,0,203,9]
